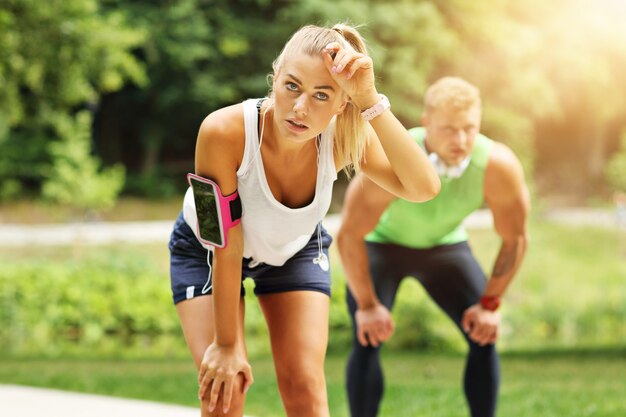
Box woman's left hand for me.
[322,42,379,109]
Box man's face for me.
[422,105,481,166]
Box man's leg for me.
[346,242,405,417]
[415,242,500,417]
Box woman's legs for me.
[258,290,330,417]
[176,296,248,417]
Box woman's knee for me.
[200,374,247,417]
[277,368,327,406]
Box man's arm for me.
[462,142,530,345]
[483,142,530,297]
[337,174,397,346]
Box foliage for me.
[42,111,125,211]
[0,249,182,357]
[1,219,625,357]
[605,130,626,193]
[0,0,145,207]
[3,0,626,203]
[95,0,297,194]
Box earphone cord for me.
[201,247,215,294]
[315,136,324,263]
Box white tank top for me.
[183,98,337,266]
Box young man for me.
[337,77,530,417]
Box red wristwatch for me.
[480,296,501,311]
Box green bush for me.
[0,0,145,205]
[2,220,625,358]
[0,249,183,357]
[42,111,125,212]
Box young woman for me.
[168,23,440,417]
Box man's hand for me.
[355,303,395,347]
[461,304,501,346]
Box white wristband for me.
[360,94,391,121]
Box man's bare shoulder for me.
[488,142,522,172]
[484,141,528,202]
[485,142,525,182]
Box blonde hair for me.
[268,24,370,176]
[424,77,481,114]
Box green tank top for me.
[366,127,493,248]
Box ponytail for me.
[331,23,370,177]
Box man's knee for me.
[350,340,382,361]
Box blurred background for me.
[1,1,625,416]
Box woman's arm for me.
[322,42,440,201]
[194,108,244,348]
[359,117,440,202]
[194,106,253,413]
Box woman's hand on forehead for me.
[322,42,377,108]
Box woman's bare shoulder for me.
[198,102,246,145]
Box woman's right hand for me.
[322,42,378,109]
[198,342,254,414]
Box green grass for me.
[1,350,625,416]
[2,216,625,415]
[468,222,626,349]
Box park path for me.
[0,384,204,417]
[0,208,621,247]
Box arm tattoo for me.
[492,241,519,278]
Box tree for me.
[94,0,296,197]
[0,0,145,209]
[529,0,626,198]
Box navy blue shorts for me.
[168,212,333,304]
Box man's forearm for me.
[483,234,527,297]
[337,232,379,309]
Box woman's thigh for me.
[258,291,329,380]
[176,296,246,368]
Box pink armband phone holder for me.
[187,173,242,248]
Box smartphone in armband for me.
[187,173,242,248]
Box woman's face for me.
[271,52,347,144]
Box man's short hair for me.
[424,77,481,114]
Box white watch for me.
[360,94,391,121]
